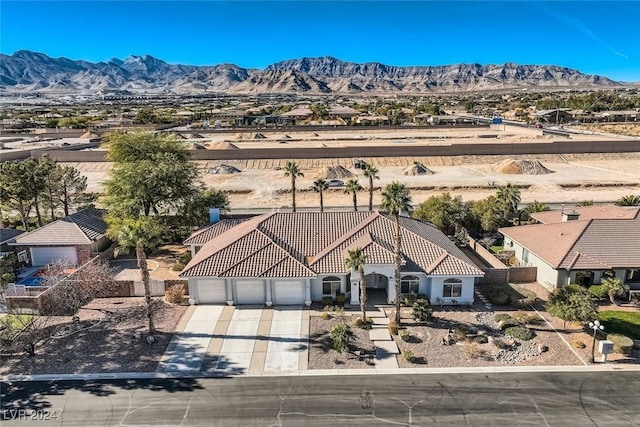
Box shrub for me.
[402,349,416,363]
[498,318,521,331]
[320,312,331,320]
[417,294,430,303]
[607,334,634,355]
[171,262,185,272]
[388,320,399,335]
[333,307,345,317]
[464,342,488,359]
[484,286,511,305]
[335,293,346,306]
[588,285,608,300]
[412,299,434,323]
[452,324,471,341]
[571,340,586,349]
[513,297,537,309]
[354,317,373,329]
[399,329,411,342]
[494,313,514,323]
[512,311,540,325]
[321,296,334,307]
[403,294,417,307]
[330,322,355,354]
[165,284,185,304]
[475,335,488,344]
[505,326,535,341]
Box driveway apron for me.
[165,305,223,372]
[264,307,303,372]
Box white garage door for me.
[31,247,78,266]
[235,280,265,305]
[195,279,227,304]
[274,280,305,305]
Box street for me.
[2,371,640,426]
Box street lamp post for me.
[588,320,605,363]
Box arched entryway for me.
[365,273,388,305]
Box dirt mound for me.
[317,165,355,179]
[80,131,99,139]
[209,142,239,150]
[209,164,241,174]
[404,162,434,176]
[491,159,553,175]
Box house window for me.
[322,276,341,297]
[443,278,462,298]
[400,275,420,294]
[522,248,530,264]
[627,269,640,282]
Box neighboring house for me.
[181,212,483,306]
[10,207,110,267]
[529,204,640,224]
[0,228,25,256]
[500,218,640,290]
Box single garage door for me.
[235,280,265,305]
[195,279,227,304]
[274,281,305,305]
[31,247,78,266]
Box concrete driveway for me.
[163,305,307,375]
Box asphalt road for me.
[2,372,640,426]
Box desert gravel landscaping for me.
[0,297,187,376]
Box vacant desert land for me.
[65,125,640,211]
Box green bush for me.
[402,349,416,362]
[417,294,430,303]
[607,333,634,355]
[321,296,334,307]
[588,285,608,300]
[452,324,471,341]
[494,313,514,323]
[320,312,331,320]
[388,320,399,335]
[335,293,346,306]
[475,335,489,344]
[412,299,434,323]
[505,326,535,341]
[493,338,510,349]
[178,251,192,264]
[354,317,373,329]
[512,311,540,325]
[498,318,521,330]
[399,329,411,342]
[330,322,355,354]
[403,294,417,307]
[484,286,511,305]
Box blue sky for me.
[2,1,639,81]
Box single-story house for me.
[0,228,25,256]
[180,212,484,306]
[530,204,639,224]
[10,207,111,267]
[500,217,640,290]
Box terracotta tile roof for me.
[12,207,107,246]
[183,218,250,245]
[181,212,484,279]
[530,204,639,224]
[501,218,640,269]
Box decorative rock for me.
[539,345,549,353]
[146,335,155,345]
[133,332,141,339]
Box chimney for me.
[562,210,580,222]
[209,208,220,223]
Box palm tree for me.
[495,183,521,224]
[362,163,379,211]
[380,181,412,325]
[522,200,548,224]
[106,216,163,336]
[345,248,368,321]
[283,161,304,212]
[615,195,640,206]
[344,179,363,211]
[311,179,329,212]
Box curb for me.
[4,364,640,383]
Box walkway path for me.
[369,307,399,369]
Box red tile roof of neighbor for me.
[500,218,640,269]
[530,204,640,224]
[181,212,484,279]
[12,207,107,246]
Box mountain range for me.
[0,50,621,95]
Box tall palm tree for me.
[615,194,640,206]
[344,179,363,211]
[345,248,368,321]
[380,181,412,325]
[311,179,329,212]
[106,216,163,336]
[362,163,379,211]
[283,161,304,212]
[495,183,521,225]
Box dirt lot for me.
[0,297,187,375]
